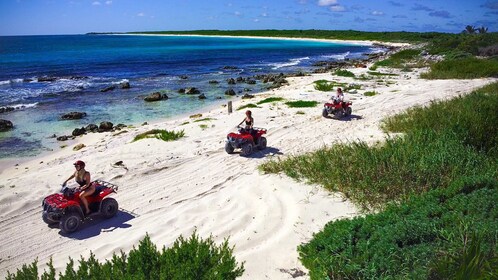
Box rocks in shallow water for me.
[100,86,116,92]
[0,119,13,132]
[208,80,219,84]
[225,88,236,96]
[222,66,238,70]
[227,78,236,85]
[144,92,168,102]
[120,81,130,89]
[236,76,245,83]
[99,121,113,132]
[198,93,206,100]
[115,123,127,129]
[72,127,86,136]
[57,135,69,141]
[241,93,254,99]
[0,107,15,114]
[61,112,87,120]
[85,124,98,132]
[185,87,200,95]
[178,88,186,93]
[37,76,57,82]
[73,143,85,151]
[179,75,189,80]
[246,79,256,84]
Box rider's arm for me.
[63,173,75,185]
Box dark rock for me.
[23,78,34,83]
[85,124,98,132]
[178,88,186,93]
[120,81,131,89]
[100,86,116,92]
[246,79,256,84]
[99,121,113,131]
[179,75,189,80]
[57,135,69,141]
[222,66,238,70]
[0,107,15,114]
[216,96,223,99]
[208,80,219,84]
[198,93,206,100]
[244,88,252,92]
[142,122,148,126]
[48,134,57,138]
[61,112,87,120]
[144,92,168,102]
[242,93,254,99]
[227,78,236,85]
[185,87,200,95]
[115,123,127,129]
[0,119,13,132]
[225,88,236,96]
[37,76,57,82]
[236,76,245,82]
[72,127,86,136]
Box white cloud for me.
[372,10,384,15]
[318,0,337,6]
[92,1,101,5]
[261,12,268,17]
[137,12,145,17]
[234,11,242,16]
[254,18,260,22]
[105,0,112,5]
[330,5,345,12]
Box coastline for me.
[0,49,496,279]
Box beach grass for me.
[368,71,399,76]
[199,124,208,130]
[334,69,355,78]
[133,129,185,142]
[313,80,334,91]
[193,117,216,122]
[285,100,319,108]
[237,103,259,110]
[6,232,245,279]
[374,49,421,68]
[364,91,377,96]
[256,97,285,104]
[420,57,498,79]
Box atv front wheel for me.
[101,198,119,218]
[60,212,81,234]
[258,137,267,150]
[241,143,253,156]
[345,107,352,116]
[322,108,328,118]
[225,141,234,154]
[42,211,58,225]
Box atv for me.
[225,126,267,156]
[322,100,352,118]
[42,180,119,234]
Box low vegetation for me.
[193,117,216,122]
[285,100,318,108]
[236,103,259,111]
[313,80,335,91]
[367,71,398,76]
[256,97,284,104]
[374,49,421,68]
[363,91,377,96]
[420,57,498,79]
[7,233,245,279]
[133,129,185,142]
[334,69,355,78]
[260,83,498,278]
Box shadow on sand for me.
[59,210,135,239]
[246,147,283,159]
[323,114,363,121]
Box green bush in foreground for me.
[334,69,355,78]
[285,100,319,108]
[7,232,245,280]
[299,176,498,279]
[421,57,498,79]
[133,129,185,142]
[256,97,284,104]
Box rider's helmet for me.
[74,160,85,168]
[245,110,252,116]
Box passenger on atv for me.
[63,160,94,215]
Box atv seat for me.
[91,184,104,196]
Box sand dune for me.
[0,63,495,278]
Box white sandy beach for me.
[0,58,495,278]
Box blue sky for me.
[1,0,497,35]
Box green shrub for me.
[368,64,378,71]
[421,57,498,79]
[313,80,334,91]
[236,103,259,110]
[367,71,398,76]
[296,111,305,115]
[374,49,421,68]
[285,100,319,108]
[363,91,377,96]
[133,129,185,142]
[199,124,208,130]
[298,176,498,279]
[256,97,284,104]
[334,69,355,77]
[6,232,245,279]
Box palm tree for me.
[463,25,476,34]
[477,26,488,34]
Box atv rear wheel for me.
[225,141,234,154]
[60,212,81,234]
[322,108,328,118]
[258,137,267,150]
[42,211,57,225]
[241,143,253,156]
[101,198,119,218]
[345,107,352,116]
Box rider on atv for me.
[63,160,94,215]
[238,110,256,142]
[330,88,346,114]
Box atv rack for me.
[93,180,119,192]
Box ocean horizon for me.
[0,34,377,159]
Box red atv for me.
[322,100,352,118]
[225,126,267,156]
[42,180,119,234]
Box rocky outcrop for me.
[99,121,114,132]
[100,86,116,92]
[185,87,200,95]
[179,75,189,80]
[241,94,255,99]
[227,78,236,85]
[144,92,168,102]
[37,77,57,82]
[208,80,219,84]
[225,88,236,96]
[120,81,131,89]
[61,112,87,120]
[85,124,98,132]
[246,79,256,84]
[72,127,86,136]
[0,107,15,114]
[0,119,13,132]
[222,66,238,70]
[198,93,206,100]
